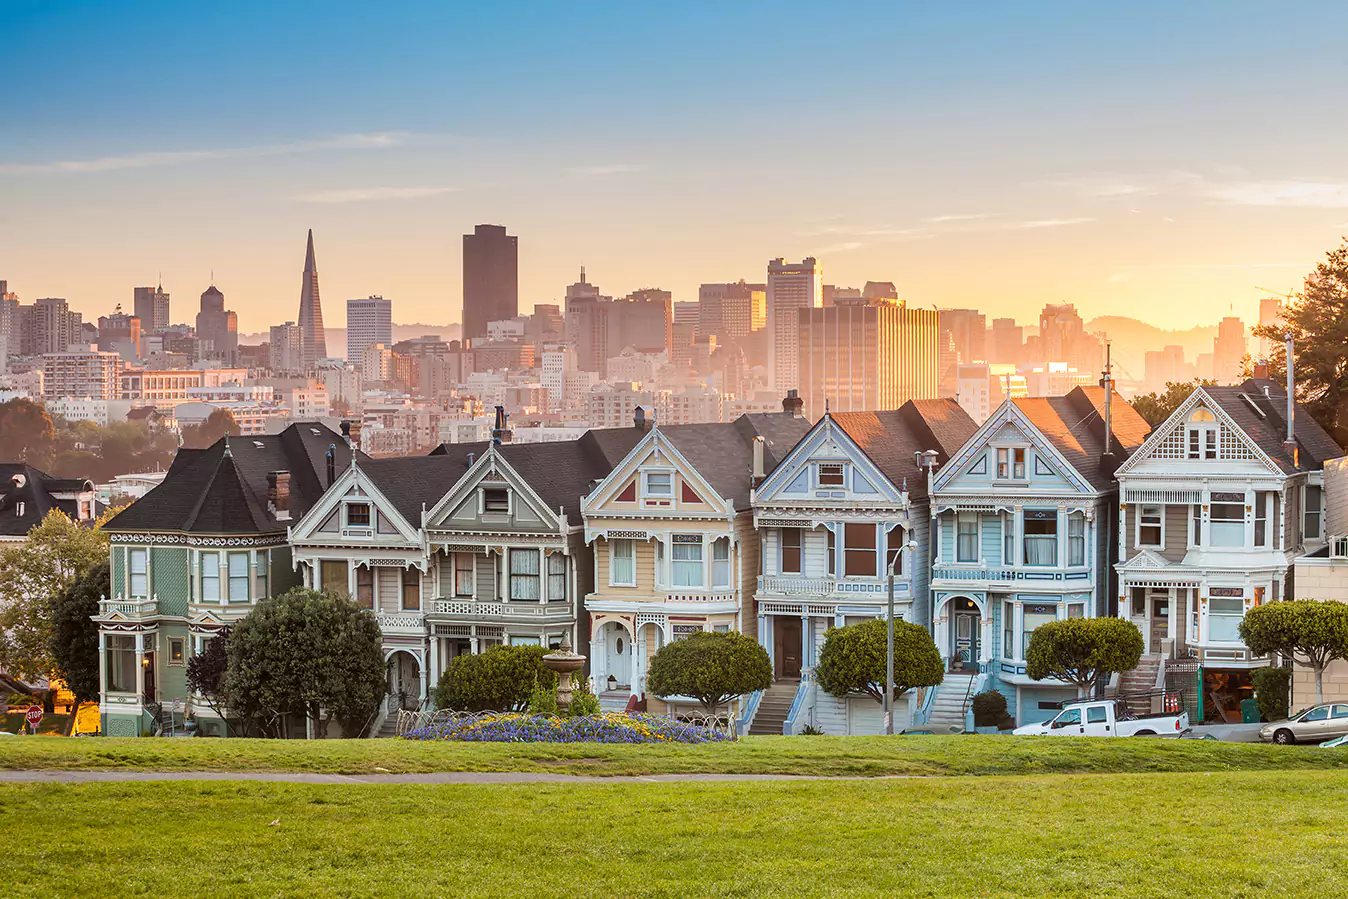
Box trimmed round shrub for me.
[1251,665,1291,723]
[435,644,556,712]
[646,631,772,713]
[971,689,1012,729]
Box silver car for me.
[1259,703,1348,745]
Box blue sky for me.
[4,1,1348,332]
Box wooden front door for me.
[774,618,802,679]
[1150,598,1170,651]
[143,652,156,702]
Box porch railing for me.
[99,597,158,618]
[430,598,572,618]
[783,668,816,735]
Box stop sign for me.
[25,706,43,727]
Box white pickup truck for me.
[1013,694,1189,738]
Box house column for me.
[1168,587,1179,656]
[428,638,440,693]
[418,650,427,702]
[757,612,768,651]
[134,631,146,700]
[800,614,810,669]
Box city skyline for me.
[4,3,1348,332]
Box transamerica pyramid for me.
[297,229,326,367]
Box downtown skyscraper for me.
[461,224,518,341]
[767,256,823,392]
[346,295,393,362]
[297,229,326,368]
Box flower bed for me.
[403,712,733,744]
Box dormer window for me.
[996,447,1026,480]
[483,488,510,513]
[818,463,845,487]
[644,471,673,498]
[1187,409,1218,460]
[345,503,371,528]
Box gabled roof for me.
[1010,386,1151,491]
[0,464,96,537]
[1203,379,1342,473]
[830,399,978,502]
[103,422,357,535]
[651,412,814,510]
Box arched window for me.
[1187,408,1218,459]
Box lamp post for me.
[885,537,921,736]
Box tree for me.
[435,644,554,712]
[0,398,56,467]
[1252,238,1348,444]
[182,409,241,450]
[49,560,107,733]
[0,509,111,680]
[1130,380,1216,427]
[816,618,943,705]
[1239,600,1348,705]
[186,627,233,733]
[646,631,772,714]
[224,589,385,738]
[1251,665,1291,723]
[1025,617,1144,698]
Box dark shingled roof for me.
[1204,379,1342,472]
[0,464,97,538]
[1012,386,1151,491]
[103,422,357,535]
[831,399,979,501]
[658,412,814,510]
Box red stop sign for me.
[25,706,43,726]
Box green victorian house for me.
[96,423,355,736]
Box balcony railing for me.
[758,575,837,596]
[375,612,426,632]
[99,597,158,618]
[430,598,572,619]
[665,590,738,604]
[931,564,1091,582]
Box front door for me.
[951,598,980,670]
[605,626,631,688]
[1150,598,1169,652]
[774,617,802,679]
[143,652,156,702]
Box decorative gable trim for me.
[932,401,1094,495]
[582,428,733,518]
[423,446,562,533]
[753,415,906,508]
[1114,387,1282,477]
[289,463,421,546]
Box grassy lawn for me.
[2,733,1347,777]
[1,771,1342,897]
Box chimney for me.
[1283,333,1298,466]
[491,405,512,444]
[1253,360,1270,380]
[634,406,648,432]
[326,444,336,487]
[267,471,291,520]
[782,389,804,418]
[752,436,766,486]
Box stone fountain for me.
[542,631,587,712]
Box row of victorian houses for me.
[93,376,1344,737]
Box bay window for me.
[1022,604,1057,657]
[105,634,137,693]
[885,525,905,575]
[1209,494,1246,547]
[781,528,802,574]
[547,553,566,600]
[1191,504,1203,546]
[509,549,540,601]
[402,567,421,610]
[1306,485,1323,540]
[320,559,346,596]
[454,553,474,596]
[827,528,835,576]
[1003,513,1015,563]
[1023,510,1058,566]
[711,537,731,588]
[1138,506,1163,548]
[355,566,374,608]
[956,513,978,563]
[610,539,636,586]
[672,536,704,587]
[129,549,148,598]
[1003,600,1014,659]
[1208,597,1245,642]
[227,552,250,602]
[1255,493,1268,547]
[256,551,269,599]
[1068,513,1086,566]
[844,523,878,576]
[201,552,221,601]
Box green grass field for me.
[1,771,1341,897]
[0,733,1344,777]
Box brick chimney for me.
[782,389,804,418]
[267,471,291,520]
[1252,360,1270,380]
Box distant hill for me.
[1086,316,1218,384]
[238,323,461,356]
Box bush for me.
[436,644,554,712]
[646,631,773,714]
[1025,617,1144,696]
[971,690,1013,729]
[1251,666,1291,723]
[815,618,943,704]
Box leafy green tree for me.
[0,398,56,467]
[1025,618,1144,697]
[1130,380,1216,427]
[224,589,385,738]
[1239,600,1348,705]
[186,627,233,733]
[1251,665,1291,723]
[182,408,241,450]
[646,631,772,714]
[1252,238,1348,444]
[435,644,554,712]
[0,509,111,680]
[48,560,107,732]
[816,618,943,705]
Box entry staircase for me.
[748,678,800,735]
[599,690,631,713]
[927,672,976,733]
[1114,655,1163,697]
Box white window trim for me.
[994,445,1030,482]
[710,536,732,589]
[1136,504,1165,550]
[609,539,637,587]
[481,486,512,515]
[953,512,981,566]
[642,469,675,500]
[816,461,846,489]
[344,501,373,529]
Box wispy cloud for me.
[0,133,409,175]
[1106,261,1312,285]
[1206,179,1348,208]
[1056,170,1348,210]
[567,163,649,177]
[799,215,1092,247]
[291,185,458,204]
[817,241,866,254]
[999,217,1095,230]
[921,212,998,223]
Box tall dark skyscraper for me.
[297,229,326,367]
[196,284,238,363]
[461,224,518,341]
[133,284,171,332]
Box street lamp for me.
[884,537,921,735]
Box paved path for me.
[0,770,901,785]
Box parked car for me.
[1013,694,1189,738]
[1258,703,1348,745]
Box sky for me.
[3,1,1348,334]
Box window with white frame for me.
[509,549,540,601]
[1306,485,1323,540]
[1022,604,1057,657]
[320,559,346,596]
[780,527,803,574]
[355,566,374,609]
[654,539,665,588]
[610,539,636,586]
[1068,513,1086,566]
[105,634,136,693]
[547,553,566,600]
[817,462,845,487]
[1187,409,1218,460]
[956,513,978,563]
[1209,493,1246,547]
[256,551,269,599]
[482,488,510,513]
[1208,597,1245,642]
[1003,513,1015,563]
[1003,600,1014,658]
[1255,493,1269,547]
[454,553,474,596]
[201,552,221,601]
[844,523,878,576]
[827,527,836,576]
[996,447,1026,480]
[402,567,421,610]
[1023,510,1058,566]
[129,548,148,598]
[711,537,731,588]
[1138,505,1163,548]
[644,471,673,497]
[1067,602,1085,618]
[345,502,371,528]
[672,623,703,640]
[672,535,704,587]
[227,552,250,602]
[1191,504,1203,546]
[168,636,185,665]
[885,525,905,575]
